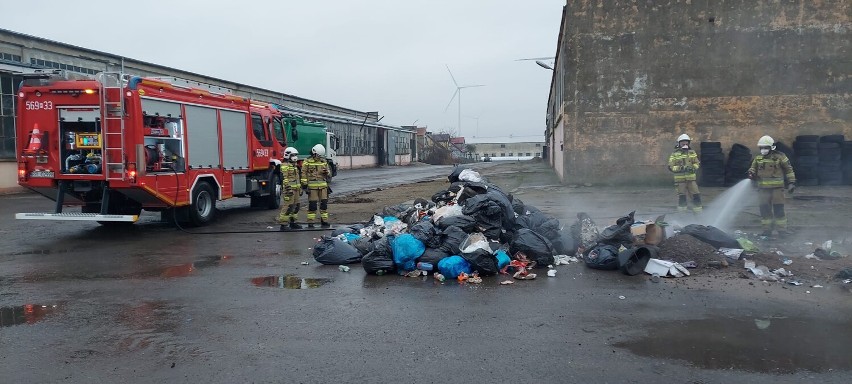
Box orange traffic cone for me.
[23,124,44,156]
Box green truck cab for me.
[284,116,340,179]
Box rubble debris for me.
[644,259,690,278]
[718,248,744,260]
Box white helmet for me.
[676,134,691,143]
[757,135,775,148]
[284,147,297,157]
[311,144,326,157]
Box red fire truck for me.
[15,71,290,226]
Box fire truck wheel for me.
[266,173,282,209]
[189,182,216,226]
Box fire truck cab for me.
[15,70,288,226]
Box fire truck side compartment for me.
[220,110,249,170]
[184,105,220,169]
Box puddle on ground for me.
[0,304,62,327]
[18,255,232,282]
[614,317,852,373]
[251,275,331,289]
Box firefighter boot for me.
[321,221,331,228]
[280,224,290,232]
[289,218,303,230]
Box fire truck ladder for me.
[99,71,126,181]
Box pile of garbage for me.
[311,167,577,282]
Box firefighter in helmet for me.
[301,144,331,228]
[748,135,796,237]
[667,134,703,214]
[277,147,303,231]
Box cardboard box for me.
[632,215,666,246]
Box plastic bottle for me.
[415,262,434,272]
[376,270,385,276]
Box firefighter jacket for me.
[280,162,301,189]
[301,156,329,189]
[667,148,700,182]
[748,151,796,189]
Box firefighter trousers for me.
[675,180,703,213]
[758,188,787,231]
[307,188,329,223]
[277,188,301,224]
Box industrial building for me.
[545,0,850,185]
[0,28,414,190]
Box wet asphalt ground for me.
[1,162,851,383]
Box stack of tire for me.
[793,135,820,186]
[844,141,852,185]
[698,142,725,187]
[818,135,845,186]
[724,144,752,186]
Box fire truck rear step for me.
[15,212,138,222]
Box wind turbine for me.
[444,64,484,137]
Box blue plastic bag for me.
[438,255,472,278]
[342,233,361,243]
[495,249,511,270]
[391,234,425,271]
[383,216,400,223]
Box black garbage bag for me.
[372,236,393,258]
[551,228,577,256]
[362,250,396,275]
[312,236,363,265]
[455,182,490,204]
[509,228,555,267]
[439,225,468,255]
[418,247,452,265]
[431,189,454,205]
[516,211,561,241]
[511,197,526,215]
[413,198,433,210]
[436,215,478,233]
[461,248,499,276]
[597,211,635,248]
[382,204,414,221]
[462,195,505,239]
[680,224,739,249]
[410,221,440,247]
[583,244,620,270]
[350,236,375,256]
[331,225,362,236]
[618,245,658,275]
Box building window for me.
[535,152,541,157]
[535,143,541,147]
[500,144,506,148]
[508,153,513,156]
[500,153,505,157]
[525,152,531,156]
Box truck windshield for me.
[272,118,286,146]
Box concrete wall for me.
[338,155,378,169]
[556,0,851,184]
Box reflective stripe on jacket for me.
[280,163,301,188]
[748,151,796,188]
[302,157,329,189]
[667,149,700,182]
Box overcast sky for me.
[3,0,563,142]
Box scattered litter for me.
[788,281,803,286]
[547,269,557,277]
[737,237,759,252]
[405,269,423,278]
[618,295,626,300]
[806,290,811,294]
[707,260,727,268]
[811,285,824,288]
[650,273,661,283]
[680,261,698,268]
[553,255,579,265]
[822,240,833,251]
[643,259,690,278]
[467,273,483,284]
[513,272,537,280]
[782,258,793,266]
[843,279,851,284]
[338,265,350,272]
[300,261,310,265]
[754,319,771,330]
[771,268,792,277]
[500,280,514,285]
[718,248,744,260]
[433,273,446,282]
[743,260,756,269]
[266,226,274,229]
[804,253,820,260]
